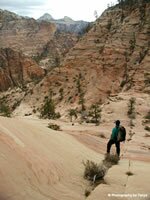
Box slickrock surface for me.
[0,114,149,200]
[0,116,102,200]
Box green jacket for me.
[111,126,119,141]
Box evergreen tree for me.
[89,103,101,125]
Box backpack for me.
[117,126,126,142]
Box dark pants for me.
[107,139,120,156]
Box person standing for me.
[107,120,121,156]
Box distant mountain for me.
[0,9,24,22]
[37,13,54,21]
[37,13,89,34]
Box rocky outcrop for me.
[0,48,45,91]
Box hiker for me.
[106,120,122,157]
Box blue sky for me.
[0,0,118,21]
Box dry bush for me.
[145,126,150,132]
[126,171,134,176]
[99,133,106,139]
[48,123,61,131]
[103,154,119,168]
[84,189,91,197]
[83,160,107,182]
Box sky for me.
[0,0,118,22]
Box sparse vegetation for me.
[68,108,78,122]
[103,154,119,168]
[40,97,61,119]
[129,36,136,53]
[0,103,11,117]
[79,92,86,111]
[127,97,136,119]
[126,171,134,176]
[84,189,91,197]
[76,73,82,94]
[83,160,107,182]
[89,103,101,125]
[144,126,150,132]
[59,88,64,101]
[12,100,21,110]
[99,133,106,139]
[48,123,61,131]
[128,130,135,140]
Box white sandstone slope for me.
[0,116,101,200]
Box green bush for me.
[127,97,136,119]
[89,103,101,125]
[40,98,61,119]
[0,103,11,117]
[68,109,78,122]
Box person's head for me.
[115,120,120,127]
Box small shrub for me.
[127,97,136,119]
[129,119,135,127]
[59,88,64,100]
[99,133,106,139]
[144,111,150,120]
[83,160,107,182]
[120,80,127,88]
[68,109,78,122]
[103,154,119,167]
[89,103,101,125]
[84,189,91,197]
[32,109,36,113]
[12,100,21,110]
[145,126,150,132]
[0,103,11,117]
[40,98,61,119]
[126,171,134,176]
[48,123,61,131]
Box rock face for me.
[0,9,56,56]
[38,13,89,34]
[23,1,150,111]
[36,31,79,69]
[0,2,150,115]
[0,9,87,69]
[0,48,45,91]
